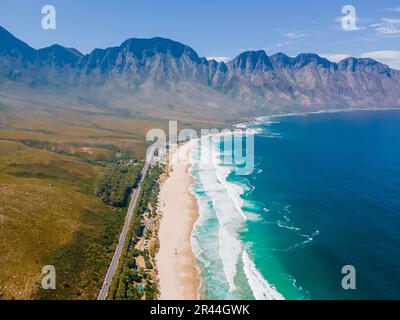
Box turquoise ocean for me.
[189,109,400,300]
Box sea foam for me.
[242,251,285,300]
[196,138,244,292]
[190,135,285,299]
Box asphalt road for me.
[97,160,150,300]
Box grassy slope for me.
[0,140,117,299]
[0,102,160,299]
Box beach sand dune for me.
[156,142,200,300]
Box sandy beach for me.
[156,141,200,300]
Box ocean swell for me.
[190,135,286,299]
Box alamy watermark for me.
[41,265,56,290]
[146,121,255,176]
[341,5,358,31]
[41,5,56,30]
[341,265,356,290]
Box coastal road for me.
[97,152,153,300]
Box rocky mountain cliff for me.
[1,25,400,120]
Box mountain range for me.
[1,25,400,121]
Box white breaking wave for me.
[190,134,286,299]
[194,138,245,292]
[242,251,285,300]
[214,158,247,221]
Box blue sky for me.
[1,0,400,68]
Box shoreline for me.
[155,108,400,300]
[156,141,200,300]
[234,107,400,129]
[256,106,400,121]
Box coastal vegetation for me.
[108,165,164,300]
[95,162,142,207]
[0,138,127,299]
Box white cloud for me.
[239,48,255,52]
[333,16,367,31]
[384,6,400,12]
[318,51,400,70]
[276,41,292,48]
[371,18,400,36]
[282,32,309,39]
[319,54,351,63]
[207,56,230,63]
[359,50,400,70]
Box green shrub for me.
[95,163,142,207]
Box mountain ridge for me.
[1,25,400,120]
